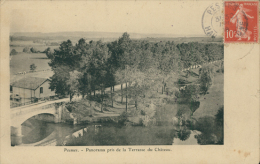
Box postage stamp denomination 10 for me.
[224,1,259,43]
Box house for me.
[10,77,55,103]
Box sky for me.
[9,1,222,37]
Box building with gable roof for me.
[10,77,55,104]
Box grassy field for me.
[10,52,52,78]
[193,72,224,119]
[10,41,45,46]
[11,71,54,84]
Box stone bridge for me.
[11,98,69,146]
[10,82,130,146]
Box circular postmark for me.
[202,3,223,37]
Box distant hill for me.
[10,31,223,43]
[141,37,223,43]
[12,31,123,38]
[11,31,144,40]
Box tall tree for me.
[49,67,81,101]
[67,71,81,101]
[49,65,71,98]
[108,32,132,69]
[48,40,80,70]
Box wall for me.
[12,87,33,103]
[11,80,55,105]
[34,80,55,99]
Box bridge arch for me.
[12,108,57,127]
[11,102,64,146]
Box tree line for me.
[45,32,224,102]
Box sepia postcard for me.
[0,0,259,163]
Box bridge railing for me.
[10,99,68,119]
[11,98,69,110]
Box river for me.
[20,109,200,146]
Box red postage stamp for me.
[224,1,259,43]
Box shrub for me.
[176,126,191,141]
[141,103,156,118]
[177,78,188,85]
[23,47,30,53]
[30,63,37,72]
[30,47,38,53]
[118,111,129,125]
[10,49,17,56]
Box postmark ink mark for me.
[202,3,223,37]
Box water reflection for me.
[22,119,55,144]
[21,118,85,145]
[20,103,224,146]
[176,126,191,141]
[172,130,200,145]
[19,104,223,146]
[64,124,177,146]
[21,104,201,146]
[21,119,202,146]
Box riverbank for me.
[193,72,224,119]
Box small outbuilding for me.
[10,77,55,103]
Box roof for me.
[190,68,200,76]
[11,77,50,90]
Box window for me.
[10,86,13,92]
[40,87,43,94]
[51,88,54,91]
